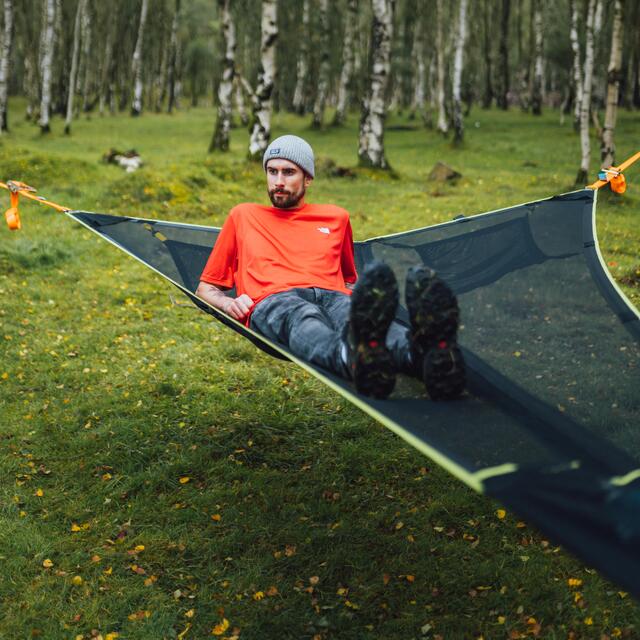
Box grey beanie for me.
[263,135,315,178]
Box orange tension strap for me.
[1,180,70,231]
[587,151,640,193]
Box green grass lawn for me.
[0,101,639,639]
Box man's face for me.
[266,158,312,209]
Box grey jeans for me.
[249,287,412,378]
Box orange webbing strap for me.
[1,180,70,230]
[587,150,640,193]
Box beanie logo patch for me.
[269,148,281,155]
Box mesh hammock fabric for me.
[66,188,640,596]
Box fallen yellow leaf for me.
[35,488,43,497]
[179,477,190,484]
[253,591,264,601]
[72,575,83,586]
[496,509,506,520]
[185,609,195,618]
[211,618,229,636]
[42,559,53,568]
[211,514,221,522]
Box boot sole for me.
[350,262,399,399]
[406,266,466,400]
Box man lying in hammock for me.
[196,135,465,400]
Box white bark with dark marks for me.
[333,0,357,126]
[210,0,236,152]
[80,0,92,112]
[569,0,582,130]
[311,0,330,128]
[248,0,277,159]
[496,0,510,109]
[38,0,56,133]
[0,0,14,132]
[601,0,623,168]
[577,0,598,184]
[64,0,85,133]
[436,0,447,134]
[292,0,309,114]
[131,0,149,116]
[167,0,181,113]
[358,0,394,169]
[409,12,426,124]
[452,0,467,144]
[531,0,543,115]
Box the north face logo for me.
[269,148,281,155]
[317,227,330,234]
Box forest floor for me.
[0,101,639,639]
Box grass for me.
[0,99,639,639]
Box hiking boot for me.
[346,261,399,399]
[405,265,466,400]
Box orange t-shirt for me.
[200,202,357,311]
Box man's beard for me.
[268,186,305,209]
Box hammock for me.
[2,171,640,598]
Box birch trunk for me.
[0,0,14,132]
[600,0,623,167]
[98,21,114,116]
[80,0,91,112]
[435,0,447,134]
[452,0,468,145]
[64,0,85,134]
[332,0,357,126]
[576,0,597,184]
[131,0,149,116]
[234,77,248,125]
[154,34,168,112]
[248,0,277,159]
[496,0,510,110]
[482,0,493,108]
[210,0,236,152]
[167,0,181,114]
[408,13,426,124]
[38,0,56,133]
[311,0,330,128]
[530,0,543,115]
[292,0,309,115]
[569,0,582,131]
[358,0,394,169]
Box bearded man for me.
[196,135,465,399]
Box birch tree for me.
[408,12,426,124]
[601,0,623,168]
[435,0,447,134]
[576,0,599,184]
[569,0,582,130]
[80,0,92,112]
[131,0,149,116]
[0,0,13,132]
[292,0,309,115]
[98,18,115,116]
[482,0,493,108]
[210,0,236,152]
[64,0,85,134]
[38,0,56,133]
[358,0,394,169]
[311,0,330,128]
[333,0,358,126]
[496,0,510,110]
[248,0,277,159]
[530,0,543,115]
[451,0,468,145]
[167,0,181,114]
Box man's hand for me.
[195,282,254,322]
[222,294,255,321]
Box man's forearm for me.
[195,281,254,322]
[195,282,231,313]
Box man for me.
[196,135,465,400]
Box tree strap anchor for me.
[1,180,70,230]
[588,151,640,194]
